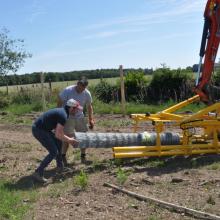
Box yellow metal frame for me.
[113,95,220,158]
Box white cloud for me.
[27,0,47,23]
[84,28,147,39]
[85,0,205,30]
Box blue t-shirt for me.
[34,108,67,131]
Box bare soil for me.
[0,114,219,220]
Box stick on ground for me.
[103,182,220,220]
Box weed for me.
[0,164,8,172]
[127,198,139,209]
[91,157,103,171]
[207,195,215,205]
[96,119,131,128]
[74,170,88,190]
[113,158,123,167]
[144,159,165,168]
[148,216,160,220]
[192,160,198,168]
[47,187,61,198]
[74,149,81,161]
[207,162,220,170]
[116,167,131,185]
[105,159,115,170]
[47,179,71,198]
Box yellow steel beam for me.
[181,102,220,124]
[113,144,220,152]
[130,95,200,121]
[162,95,200,113]
[113,148,220,158]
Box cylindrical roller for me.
[75,132,180,148]
[75,132,142,148]
[142,132,180,146]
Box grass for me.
[0,77,121,93]
[0,76,153,93]
[74,149,81,161]
[91,157,103,171]
[148,216,160,220]
[74,170,88,190]
[207,195,216,205]
[0,101,43,125]
[0,164,8,172]
[96,117,132,128]
[93,98,168,115]
[0,84,206,125]
[145,159,165,168]
[0,180,37,220]
[207,162,220,170]
[47,179,70,198]
[116,167,131,185]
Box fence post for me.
[48,78,52,102]
[40,72,46,111]
[119,65,126,116]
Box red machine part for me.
[195,0,220,103]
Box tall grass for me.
[1,96,206,125]
[0,81,206,125]
[0,180,37,220]
[0,77,122,93]
[93,98,205,115]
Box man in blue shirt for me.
[32,98,82,183]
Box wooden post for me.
[48,78,52,103]
[40,72,46,111]
[48,78,52,92]
[104,183,220,220]
[4,75,8,95]
[119,65,126,116]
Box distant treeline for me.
[0,68,153,86]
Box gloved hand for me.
[89,119,94,129]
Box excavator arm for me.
[195,0,220,103]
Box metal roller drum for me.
[74,132,180,148]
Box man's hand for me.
[89,119,94,129]
[68,138,79,147]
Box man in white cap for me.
[32,98,82,183]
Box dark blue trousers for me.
[32,124,63,176]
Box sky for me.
[0,0,208,75]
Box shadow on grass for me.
[117,154,220,176]
[4,154,220,191]
[3,159,107,191]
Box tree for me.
[0,28,31,92]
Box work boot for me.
[56,166,74,174]
[32,172,48,184]
[62,154,68,167]
[80,153,86,164]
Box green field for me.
[0,76,153,93]
[0,77,119,93]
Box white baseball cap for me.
[66,99,83,110]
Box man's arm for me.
[87,103,94,129]
[55,123,78,146]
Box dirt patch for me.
[0,114,219,220]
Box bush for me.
[0,91,10,108]
[94,79,119,103]
[147,68,193,103]
[213,71,220,86]
[124,71,148,103]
